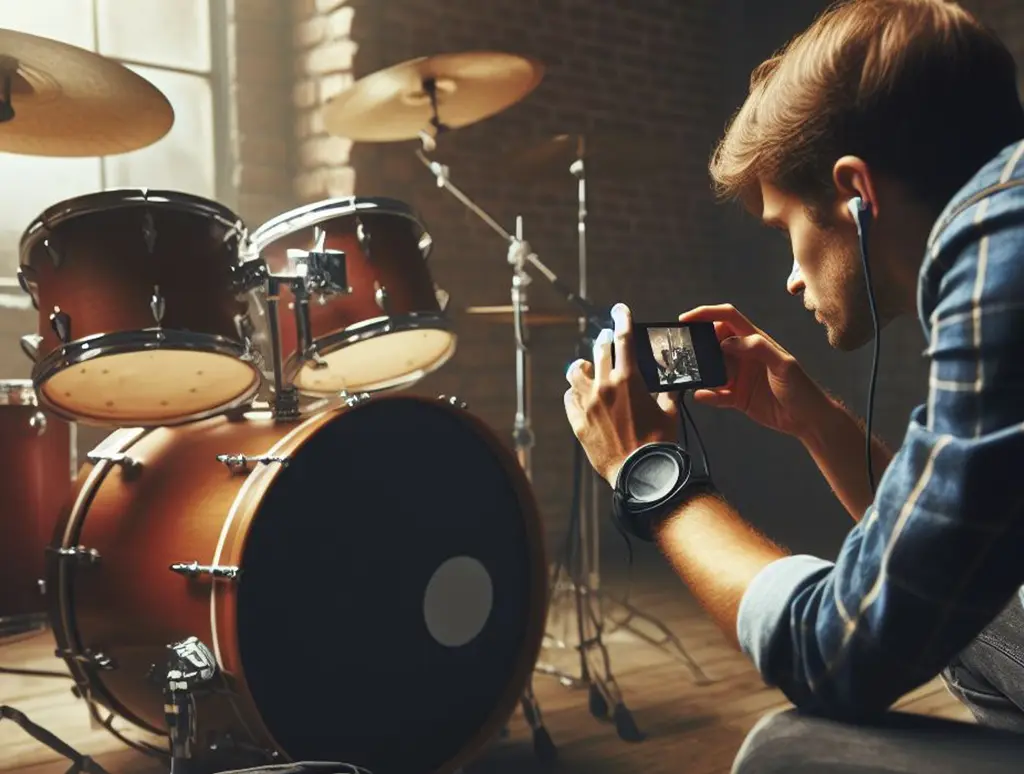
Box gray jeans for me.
[733,597,1024,773]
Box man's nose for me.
[786,260,805,296]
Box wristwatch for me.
[611,442,715,542]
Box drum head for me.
[295,328,457,393]
[40,350,259,424]
[236,398,544,773]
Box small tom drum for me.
[18,189,262,426]
[246,198,456,395]
[0,380,73,634]
[48,395,545,774]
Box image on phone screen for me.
[647,326,701,387]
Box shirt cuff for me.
[737,554,834,676]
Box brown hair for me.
[711,0,1024,214]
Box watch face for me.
[627,450,681,503]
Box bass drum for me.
[48,395,546,774]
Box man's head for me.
[711,0,1024,350]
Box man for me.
[563,0,1024,770]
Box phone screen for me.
[633,322,727,393]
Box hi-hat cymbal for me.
[465,305,578,327]
[0,28,173,157]
[496,132,677,182]
[324,52,544,142]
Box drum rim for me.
[31,330,263,426]
[19,189,247,264]
[286,311,457,396]
[247,197,432,260]
[216,396,548,771]
[0,379,37,406]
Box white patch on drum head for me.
[423,556,493,648]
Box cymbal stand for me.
[415,143,645,743]
[540,153,710,728]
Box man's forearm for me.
[797,392,894,522]
[652,493,786,647]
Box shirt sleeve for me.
[735,214,1024,720]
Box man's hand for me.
[563,303,679,485]
[678,303,827,439]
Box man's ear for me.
[832,156,880,225]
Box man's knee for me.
[731,709,805,774]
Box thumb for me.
[691,388,734,408]
[656,391,680,416]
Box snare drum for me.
[48,395,545,774]
[0,381,73,633]
[17,189,262,426]
[246,198,456,395]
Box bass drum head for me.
[236,397,545,774]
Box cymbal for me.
[496,132,677,182]
[465,305,578,327]
[324,52,544,142]
[0,28,173,157]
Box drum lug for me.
[29,410,47,436]
[439,394,469,410]
[150,285,166,327]
[56,648,116,671]
[19,333,42,362]
[47,545,101,565]
[374,281,390,314]
[170,561,241,581]
[434,284,450,312]
[16,268,38,309]
[216,453,290,474]
[43,236,62,268]
[142,211,157,253]
[231,260,268,295]
[86,450,143,475]
[355,218,372,260]
[49,306,71,344]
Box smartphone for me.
[632,321,727,393]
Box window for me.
[0,0,218,281]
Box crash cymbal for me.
[496,132,677,182]
[0,28,173,157]
[465,305,577,327]
[324,52,544,142]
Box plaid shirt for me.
[736,138,1024,719]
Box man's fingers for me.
[692,388,733,407]
[610,303,635,376]
[566,358,594,387]
[593,328,614,382]
[656,391,679,415]
[678,303,757,336]
[721,334,789,366]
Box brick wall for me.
[288,0,731,547]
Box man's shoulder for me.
[927,138,1024,249]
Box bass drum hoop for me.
[246,197,433,261]
[47,427,155,733]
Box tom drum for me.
[48,394,545,774]
[17,189,262,426]
[245,197,456,395]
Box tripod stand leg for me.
[519,679,557,764]
[1,705,111,774]
[599,592,711,685]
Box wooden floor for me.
[0,561,972,774]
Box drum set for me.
[0,28,703,774]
